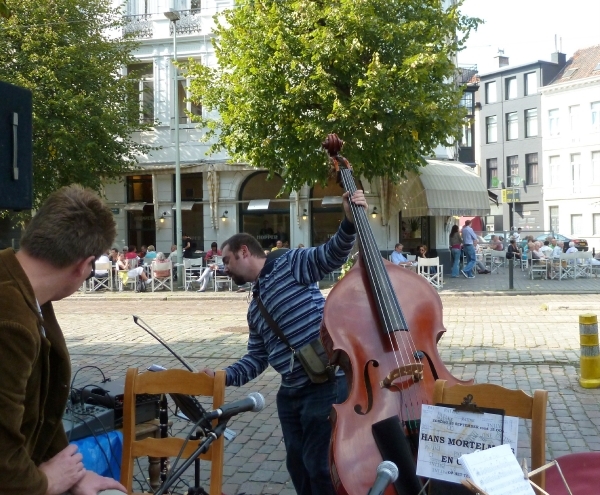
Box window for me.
[460,120,473,147]
[507,155,519,184]
[569,105,580,133]
[571,153,581,193]
[548,155,560,186]
[459,92,474,112]
[549,109,560,136]
[486,116,497,143]
[506,112,518,140]
[486,158,498,188]
[127,175,153,203]
[592,151,600,183]
[525,72,537,95]
[525,108,538,137]
[526,153,538,185]
[505,77,517,100]
[176,60,202,125]
[592,102,600,131]
[191,0,201,11]
[128,62,154,123]
[549,206,559,233]
[594,214,600,236]
[485,81,497,104]
[571,214,582,235]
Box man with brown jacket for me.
[0,186,126,495]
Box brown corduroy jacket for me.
[0,248,70,495]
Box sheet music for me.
[460,444,535,495]
[416,405,519,483]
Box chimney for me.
[551,52,566,67]
[494,55,509,67]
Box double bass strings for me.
[339,165,429,426]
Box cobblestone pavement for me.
[57,293,600,494]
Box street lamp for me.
[164,9,182,281]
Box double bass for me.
[320,134,472,495]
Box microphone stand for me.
[154,420,229,495]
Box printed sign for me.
[416,405,519,484]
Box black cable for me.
[69,409,117,480]
[160,415,207,492]
[135,457,152,493]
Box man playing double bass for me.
[202,189,367,495]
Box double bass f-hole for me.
[354,360,379,416]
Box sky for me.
[457,0,600,74]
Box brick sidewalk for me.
[57,294,600,494]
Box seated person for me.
[116,252,152,290]
[552,241,564,258]
[416,244,429,259]
[196,260,227,292]
[271,240,284,251]
[125,245,139,261]
[150,252,171,287]
[540,240,553,257]
[506,239,522,260]
[390,243,411,265]
[205,241,222,261]
[532,241,546,259]
[145,245,157,260]
[138,245,148,259]
[93,250,111,278]
[566,241,579,254]
[489,235,503,251]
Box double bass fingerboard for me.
[338,166,409,333]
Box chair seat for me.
[545,452,600,494]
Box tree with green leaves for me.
[0,0,151,209]
[185,0,479,191]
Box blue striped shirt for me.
[224,219,356,388]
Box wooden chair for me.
[121,368,226,495]
[432,380,548,491]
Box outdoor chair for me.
[575,251,593,279]
[117,258,139,291]
[529,258,548,280]
[558,252,578,280]
[417,256,443,290]
[433,380,548,491]
[150,260,173,292]
[87,262,112,292]
[490,251,506,274]
[184,258,204,291]
[121,368,226,495]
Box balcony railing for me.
[456,64,478,85]
[123,13,153,39]
[169,9,203,35]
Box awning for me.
[488,190,499,206]
[171,202,197,210]
[123,202,150,211]
[248,199,270,210]
[391,160,490,217]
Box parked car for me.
[482,232,508,243]
[535,233,588,252]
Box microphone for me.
[202,392,265,422]
[367,461,399,495]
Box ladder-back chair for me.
[433,380,548,491]
[121,368,226,495]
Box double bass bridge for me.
[380,363,424,389]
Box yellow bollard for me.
[579,313,600,388]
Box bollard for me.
[579,313,600,388]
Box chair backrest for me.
[417,256,439,267]
[560,252,579,262]
[577,251,592,261]
[128,258,138,269]
[94,262,112,272]
[432,380,548,489]
[152,261,172,273]
[121,368,226,495]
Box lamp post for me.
[164,9,182,281]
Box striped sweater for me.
[224,218,356,388]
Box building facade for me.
[541,45,600,250]
[477,54,566,233]
[102,0,489,271]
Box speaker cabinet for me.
[0,81,33,210]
